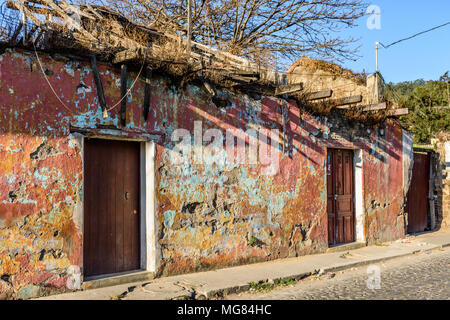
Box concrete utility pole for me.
[187,0,192,54]
[375,41,380,73]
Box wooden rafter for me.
[143,66,152,121]
[275,83,303,96]
[307,89,333,101]
[120,64,127,126]
[347,102,387,112]
[334,95,363,108]
[5,0,289,90]
[386,108,409,117]
[113,49,140,64]
[90,55,107,115]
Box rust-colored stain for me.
[0,48,406,299]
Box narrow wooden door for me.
[84,138,141,278]
[327,149,355,246]
[405,152,430,234]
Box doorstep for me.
[82,270,154,290]
[326,241,366,253]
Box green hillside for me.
[386,72,450,144]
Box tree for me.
[100,0,368,67]
[387,73,450,144]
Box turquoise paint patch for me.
[64,61,75,77]
[18,285,40,300]
[371,144,376,156]
[163,210,176,228]
[320,170,327,201]
[33,169,50,189]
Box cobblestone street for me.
[227,247,450,300]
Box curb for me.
[195,272,313,299]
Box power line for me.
[379,21,450,49]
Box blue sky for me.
[1,0,448,83]
[339,0,450,83]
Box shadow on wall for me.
[0,48,403,165]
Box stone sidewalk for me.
[38,230,450,300]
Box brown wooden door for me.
[405,152,430,234]
[83,138,141,278]
[327,149,355,246]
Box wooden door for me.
[406,152,430,234]
[327,149,355,246]
[83,138,141,278]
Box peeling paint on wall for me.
[0,48,407,299]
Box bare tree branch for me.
[99,0,368,68]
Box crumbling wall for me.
[0,48,407,298]
[287,57,382,106]
[432,132,450,229]
[0,136,83,299]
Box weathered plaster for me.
[141,141,158,272]
[0,48,407,299]
[354,149,365,242]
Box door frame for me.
[326,147,365,246]
[73,133,157,280]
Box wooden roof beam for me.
[386,108,409,116]
[233,71,261,78]
[120,64,127,126]
[228,75,259,83]
[275,83,303,96]
[334,95,363,108]
[90,55,107,117]
[143,66,152,121]
[307,89,333,101]
[347,102,387,112]
[113,49,140,64]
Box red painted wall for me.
[0,48,406,298]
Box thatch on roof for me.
[0,0,407,125]
[0,0,286,94]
